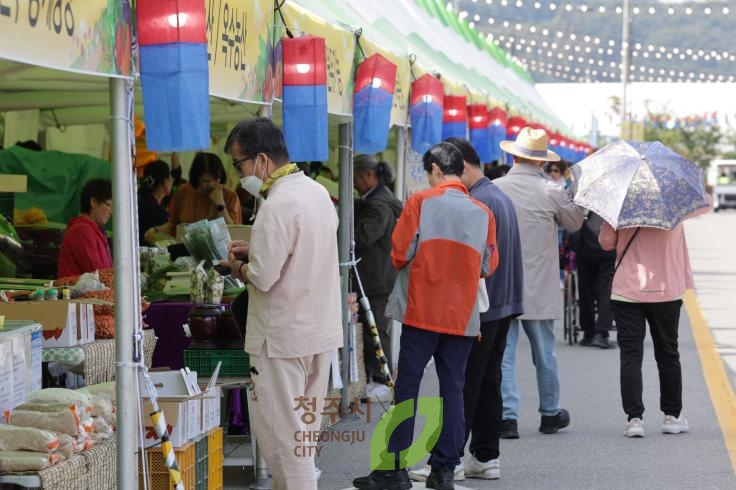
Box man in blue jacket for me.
[409,138,523,482]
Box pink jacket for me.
[598,198,711,302]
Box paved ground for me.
[224,210,736,489]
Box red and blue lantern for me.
[468,104,491,163]
[409,74,444,154]
[442,95,467,140]
[353,53,397,154]
[281,35,328,162]
[136,0,209,151]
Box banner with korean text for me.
[206,0,273,104]
[0,0,131,77]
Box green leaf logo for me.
[370,397,443,470]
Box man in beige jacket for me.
[221,118,343,490]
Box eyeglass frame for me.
[232,155,254,172]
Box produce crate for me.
[139,441,195,490]
[194,434,209,490]
[207,427,223,490]
[184,349,250,377]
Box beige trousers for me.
[248,343,332,490]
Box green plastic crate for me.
[194,435,208,490]
[183,349,250,377]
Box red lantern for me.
[489,107,507,127]
[282,35,327,86]
[136,0,207,45]
[507,116,527,136]
[549,132,561,146]
[443,95,467,123]
[467,104,490,130]
[355,53,397,94]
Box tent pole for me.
[395,127,406,202]
[337,122,353,414]
[110,77,140,490]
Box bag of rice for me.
[0,425,59,453]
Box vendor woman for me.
[57,178,113,277]
[137,160,173,245]
[145,152,241,240]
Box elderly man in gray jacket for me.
[493,127,584,438]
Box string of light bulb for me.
[458,0,732,17]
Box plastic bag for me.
[0,425,59,453]
[74,271,110,294]
[0,450,59,471]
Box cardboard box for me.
[0,300,94,348]
[76,303,96,343]
[139,367,219,445]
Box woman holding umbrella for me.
[574,140,712,438]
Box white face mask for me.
[239,157,266,197]
[240,175,263,197]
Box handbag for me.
[478,278,489,313]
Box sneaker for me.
[353,469,412,490]
[426,467,455,490]
[408,462,464,482]
[589,333,612,349]
[539,408,570,434]
[662,414,689,434]
[464,455,500,480]
[624,418,644,438]
[315,467,322,481]
[365,382,393,403]
[498,419,519,439]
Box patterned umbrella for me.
[573,140,709,230]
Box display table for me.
[43,329,156,385]
[0,435,115,490]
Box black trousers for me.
[389,325,474,470]
[461,317,512,462]
[612,300,683,420]
[360,294,392,383]
[578,254,615,337]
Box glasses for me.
[232,155,253,172]
[102,200,113,207]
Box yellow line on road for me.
[684,290,736,475]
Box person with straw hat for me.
[494,127,585,438]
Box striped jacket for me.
[386,181,499,336]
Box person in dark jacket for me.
[353,155,403,397]
[137,160,173,245]
[412,138,523,482]
[577,211,616,348]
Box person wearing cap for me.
[353,142,499,490]
[353,155,403,401]
[494,127,585,438]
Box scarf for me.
[260,163,300,198]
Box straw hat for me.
[500,127,560,162]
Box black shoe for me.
[539,408,570,434]
[590,333,611,349]
[579,334,594,346]
[353,469,412,490]
[426,467,455,490]
[498,419,519,439]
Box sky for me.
[536,82,736,141]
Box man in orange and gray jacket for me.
[354,142,499,490]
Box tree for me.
[643,114,723,170]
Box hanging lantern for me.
[488,107,507,162]
[281,35,328,161]
[442,95,467,140]
[353,53,397,154]
[506,116,527,137]
[467,104,492,163]
[136,0,209,151]
[409,74,444,154]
